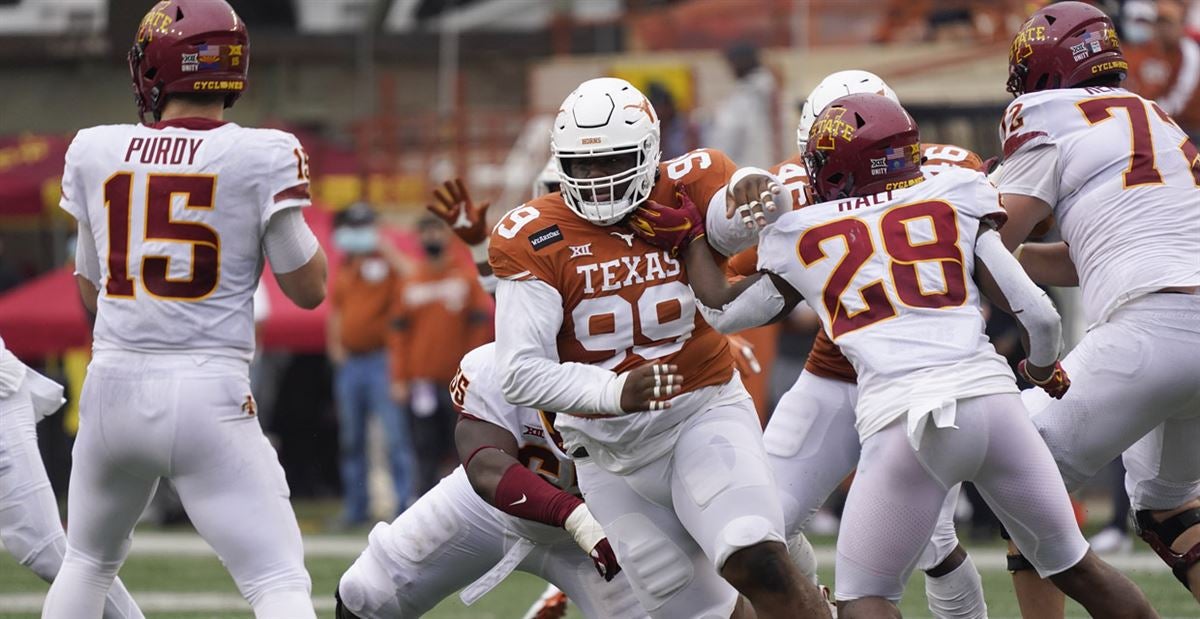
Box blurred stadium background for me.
[0,0,1197,616]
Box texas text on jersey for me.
[489,148,737,396]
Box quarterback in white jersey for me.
[0,338,144,619]
[996,1,1200,601]
[44,2,327,618]
[336,343,645,618]
[632,93,1157,619]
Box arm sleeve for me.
[494,278,627,415]
[263,207,320,274]
[704,166,793,257]
[74,221,101,287]
[695,275,786,334]
[59,132,88,222]
[996,143,1061,207]
[975,229,1062,366]
[262,131,312,227]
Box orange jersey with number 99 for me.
[489,149,737,395]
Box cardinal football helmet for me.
[129,0,249,124]
[803,93,922,202]
[797,70,899,153]
[1007,1,1126,97]
[551,78,661,226]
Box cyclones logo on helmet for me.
[803,94,922,202]
[1007,1,1127,97]
[128,0,250,124]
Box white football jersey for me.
[999,86,1200,327]
[452,343,577,495]
[758,167,1017,440]
[60,120,311,360]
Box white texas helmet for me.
[551,77,661,226]
[797,70,899,152]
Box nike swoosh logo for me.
[509,494,528,506]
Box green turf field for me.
[1,532,1194,618]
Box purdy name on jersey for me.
[451,344,577,495]
[60,121,310,361]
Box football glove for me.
[629,184,706,257]
[1018,359,1071,399]
[425,178,489,246]
[726,334,762,375]
[564,504,621,581]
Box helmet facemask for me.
[554,133,660,226]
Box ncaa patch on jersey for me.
[529,225,564,251]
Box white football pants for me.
[338,467,646,619]
[41,352,313,619]
[0,380,143,619]
[575,398,785,619]
[835,393,1088,602]
[1022,292,1200,510]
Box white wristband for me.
[564,504,606,554]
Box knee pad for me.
[716,515,777,569]
[335,585,365,619]
[607,513,694,610]
[337,550,401,619]
[1134,508,1200,590]
[786,532,819,585]
[22,534,66,583]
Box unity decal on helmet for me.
[870,144,920,177]
[812,107,856,151]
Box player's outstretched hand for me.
[725,172,782,229]
[564,504,621,581]
[629,184,706,257]
[619,362,683,413]
[726,334,762,375]
[425,178,489,246]
[1019,359,1071,399]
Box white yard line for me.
[0,592,336,613]
[126,532,1172,573]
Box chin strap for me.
[1135,508,1200,590]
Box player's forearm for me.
[977,231,1063,366]
[705,168,792,257]
[494,279,626,415]
[501,355,625,415]
[1016,242,1078,287]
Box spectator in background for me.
[390,214,492,496]
[1124,0,1200,138]
[707,42,778,168]
[647,81,696,160]
[328,203,414,527]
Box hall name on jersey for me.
[836,189,895,212]
[575,251,681,294]
[124,136,204,166]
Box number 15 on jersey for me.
[103,172,221,301]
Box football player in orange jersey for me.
[420,163,771,619]
[488,78,830,619]
[719,70,992,619]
